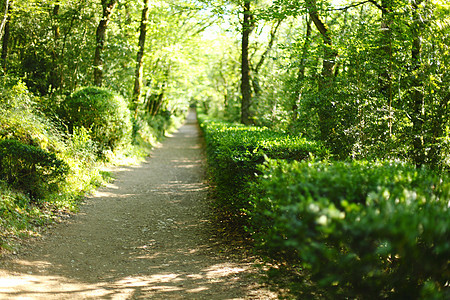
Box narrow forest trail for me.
[0,110,277,299]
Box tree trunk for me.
[1,0,11,71]
[410,0,425,167]
[379,0,393,135]
[93,0,117,87]
[50,3,60,92]
[132,0,149,118]
[0,0,10,41]
[306,0,338,142]
[292,16,312,122]
[240,0,253,125]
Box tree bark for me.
[377,0,394,135]
[1,0,10,71]
[132,0,149,118]
[0,0,10,41]
[93,0,117,87]
[379,0,392,96]
[50,3,60,92]
[240,0,253,125]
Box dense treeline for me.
[200,0,450,170]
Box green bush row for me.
[250,159,450,299]
[198,112,328,223]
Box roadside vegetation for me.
[0,0,201,251]
[199,111,450,299]
[0,79,185,251]
[195,1,450,297]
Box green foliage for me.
[65,126,98,167]
[59,87,132,155]
[0,79,106,250]
[250,159,450,298]
[199,112,328,222]
[0,182,50,250]
[0,139,69,200]
[0,77,66,153]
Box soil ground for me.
[0,110,278,299]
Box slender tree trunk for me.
[94,0,117,87]
[1,0,11,71]
[240,0,253,125]
[292,16,312,122]
[306,0,338,142]
[59,9,80,90]
[0,0,9,41]
[410,0,425,167]
[50,3,60,92]
[145,67,169,116]
[132,0,149,118]
[379,0,393,135]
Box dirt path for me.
[0,110,277,299]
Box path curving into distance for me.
[0,109,277,299]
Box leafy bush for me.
[0,139,69,200]
[0,79,65,153]
[0,77,34,110]
[250,159,450,299]
[59,87,132,154]
[198,113,328,222]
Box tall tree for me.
[0,0,10,41]
[50,2,60,92]
[0,0,11,70]
[132,0,150,118]
[94,0,118,87]
[240,0,253,125]
[410,0,425,167]
[292,15,312,122]
[306,0,338,144]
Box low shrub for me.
[198,113,328,223]
[0,139,69,200]
[0,79,65,153]
[59,87,132,155]
[250,159,450,299]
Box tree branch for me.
[327,0,372,11]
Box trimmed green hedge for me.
[250,159,450,299]
[198,113,328,222]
